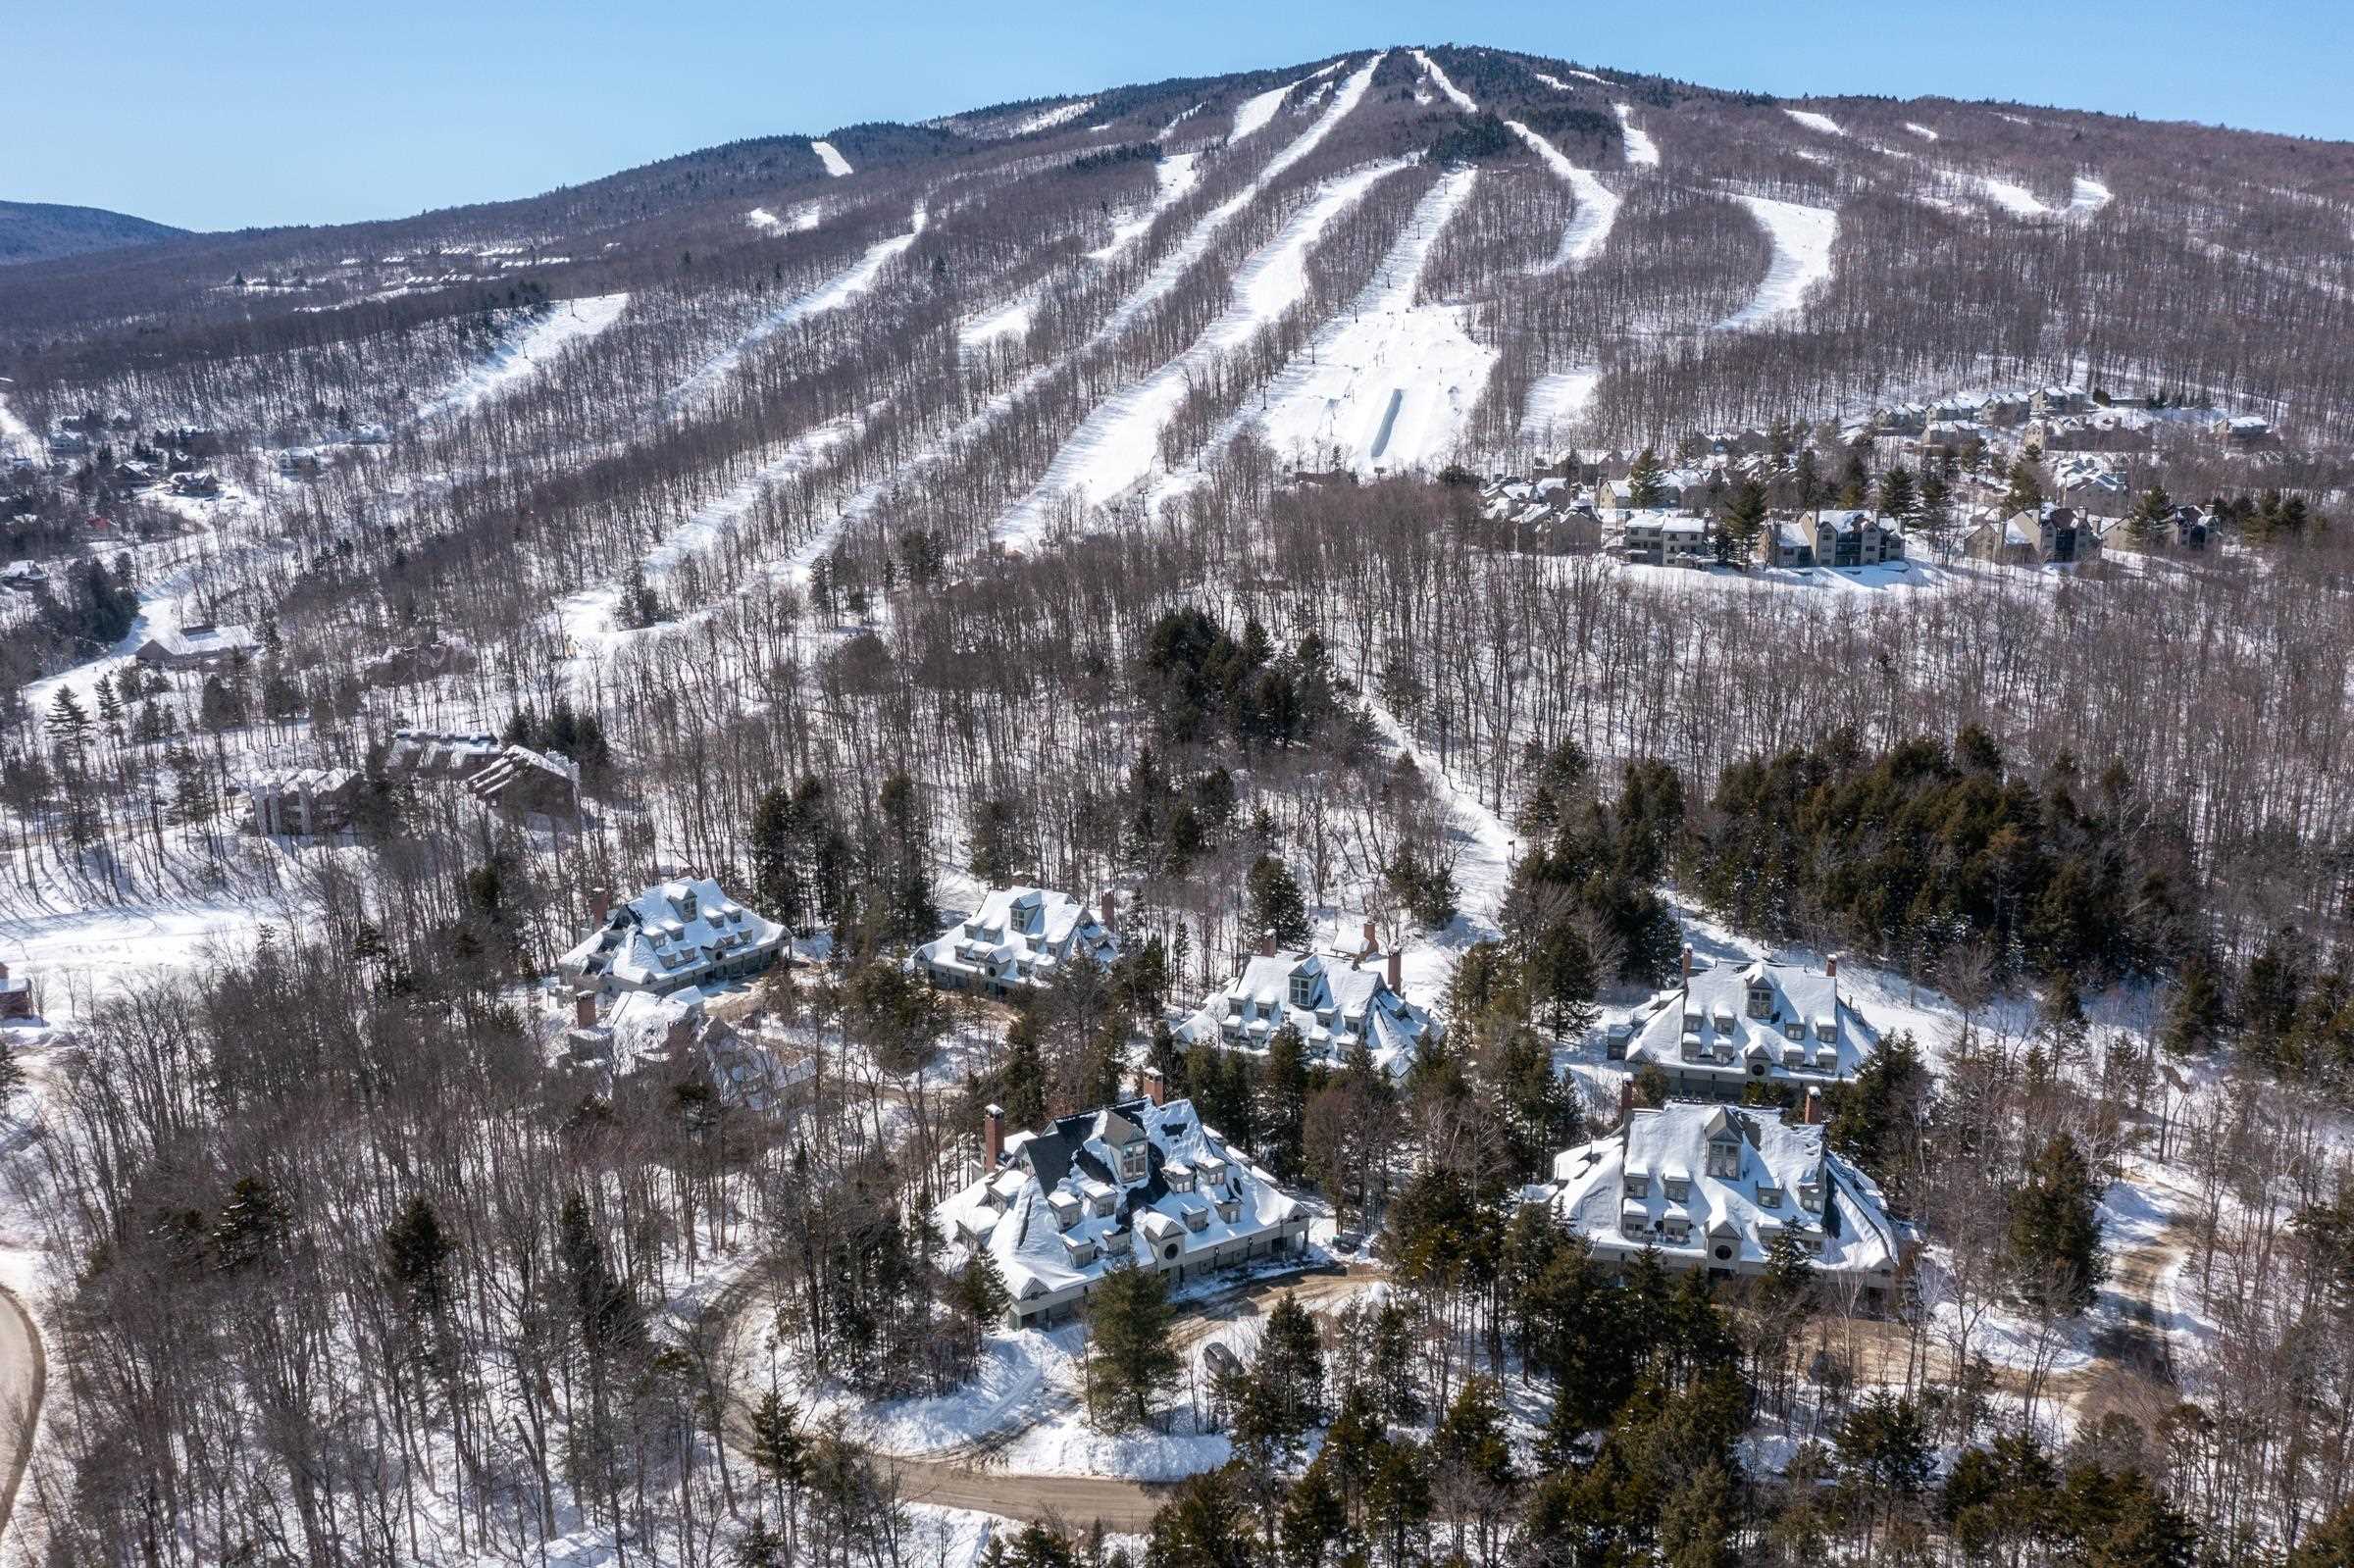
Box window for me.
[1663,1177,1688,1202]
[1624,1173,1650,1198]
[1757,1185,1782,1210]
[1289,974,1314,1008]
[1816,1022,1836,1043]
[1799,1182,1821,1211]
[1682,1010,1702,1033]
[1714,1244,1734,1262]
[1783,1022,1804,1041]
[1747,985,1773,1020]
[1706,1138,1740,1180]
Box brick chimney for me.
[1258,928,1277,959]
[1386,945,1403,994]
[1804,1087,1824,1126]
[1139,1066,1165,1106]
[573,989,597,1030]
[1681,942,1694,984]
[1824,952,1837,980]
[984,1104,1004,1167]
[589,885,611,924]
[1617,1077,1636,1125]
[1100,888,1116,934]
[1362,919,1377,955]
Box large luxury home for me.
[1172,936,1440,1077]
[911,885,1119,996]
[1611,948,1876,1099]
[1543,1102,1908,1301]
[934,1087,1310,1329]
[560,877,789,996]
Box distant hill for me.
[0,199,187,266]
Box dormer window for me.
[1623,1172,1651,1198]
[1712,1011,1734,1036]
[1815,1021,1836,1043]
[1784,1022,1804,1041]
[1121,1148,1147,1181]
[1289,974,1314,1008]
[1706,1138,1741,1181]
[1799,1180,1822,1212]
[1746,984,1773,1019]
[1757,1184,1782,1210]
[1682,1010,1702,1033]
[1663,1176,1689,1202]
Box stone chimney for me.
[1386,945,1403,994]
[573,989,597,1030]
[1804,1087,1824,1126]
[1258,928,1277,959]
[1100,888,1116,934]
[589,885,611,924]
[984,1104,1004,1168]
[1140,1066,1165,1107]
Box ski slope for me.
[996,158,1410,544]
[1411,50,1479,114]
[417,292,631,423]
[666,207,925,407]
[1519,368,1600,447]
[1783,109,1846,137]
[1011,100,1095,135]
[1904,122,1940,141]
[1506,121,1621,269]
[1717,195,1837,329]
[811,140,852,177]
[1614,105,1661,168]
[1251,167,1494,476]
[1961,171,2114,221]
[1087,152,1201,260]
[1229,79,1299,142]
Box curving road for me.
[0,1285,40,1544]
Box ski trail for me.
[1783,109,1846,137]
[1519,368,1599,447]
[1245,167,1491,476]
[2067,177,2114,218]
[1230,79,1300,142]
[811,140,852,177]
[996,158,1411,544]
[1717,195,1837,330]
[417,292,631,424]
[1903,122,1940,141]
[1613,104,1661,168]
[1088,151,1201,260]
[665,205,926,409]
[1357,688,1514,936]
[1506,121,1620,269]
[1011,100,1094,135]
[1956,171,2111,222]
[1411,50,1479,114]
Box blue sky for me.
[17,1,2351,231]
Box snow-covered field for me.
[1410,49,1478,115]
[810,139,852,177]
[1718,195,1837,329]
[1249,167,1495,476]
[1010,99,1095,136]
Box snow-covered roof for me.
[934,1095,1305,1304]
[1550,1104,1903,1281]
[138,622,257,661]
[1624,954,1874,1087]
[561,877,788,993]
[1172,947,1438,1077]
[911,885,1116,990]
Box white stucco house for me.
[1611,948,1876,1100]
[910,885,1118,996]
[1171,936,1439,1078]
[560,877,788,996]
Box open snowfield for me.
[1613,104,1661,168]
[1783,109,1846,137]
[747,203,821,233]
[0,390,32,454]
[415,291,631,424]
[1087,150,1201,260]
[1506,121,1621,269]
[1957,171,2112,222]
[810,139,852,177]
[997,157,1410,543]
[1228,79,1299,143]
[1519,368,1600,446]
[1903,121,1940,141]
[1718,195,1837,329]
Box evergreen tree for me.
[1086,1263,1178,1431]
[2007,1134,2108,1315]
[1876,462,1918,524]
[1626,447,1668,508]
[1720,477,1768,560]
[2128,482,2175,551]
[1246,854,1312,951]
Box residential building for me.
[561,988,814,1110]
[0,962,29,1021]
[1755,510,1906,570]
[1541,1102,1907,1300]
[1614,947,1876,1099]
[561,877,788,996]
[134,622,258,670]
[911,885,1119,996]
[244,767,362,836]
[1172,936,1439,1077]
[1616,511,1716,568]
[933,1088,1310,1328]
[2214,416,2273,444]
[1962,504,2099,566]
[466,744,581,820]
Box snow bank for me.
[1249,167,1495,477]
[1506,121,1620,269]
[417,292,631,423]
[1783,109,1846,137]
[1411,49,1479,114]
[2067,176,2114,218]
[810,139,852,177]
[1717,195,1837,330]
[747,204,820,233]
[1613,104,1661,168]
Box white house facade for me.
[1172,939,1439,1078]
[1612,949,1876,1099]
[560,877,788,996]
[910,885,1118,996]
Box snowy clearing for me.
[810,139,852,177]
[1410,49,1479,114]
[1903,121,1940,141]
[1613,104,1661,168]
[1960,171,2113,222]
[997,157,1410,544]
[1717,195,1837,330]
[1783,109,1846,137]
[1249,167,1494,476]
[1519,368,1600,447]
[1228,79,1299,143]
[1506,121,1621,269]
[747,204,820,234]
[2068,176,2114,217]
[1010,99,1095,136]
[415,292,630,424]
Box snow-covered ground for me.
[1613,104,1661,168]
[1957,171,2113,222]
[747,203,821,233]
[415,292,631,424]
[1010,99,1095,136]
[1903,121,1940,141]
[1717,195,1837,330]
[1519,368,1600,447]
[997,156,1411,543]
[0,389,32,455]
[810,139,852,177]
[1227,78,1299,143]
[1783,109,1846,137]
[1087,151,1201,260]
[1410,49,1479,114]
[1248,168,1492,476]
[1506,121,1621,269]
